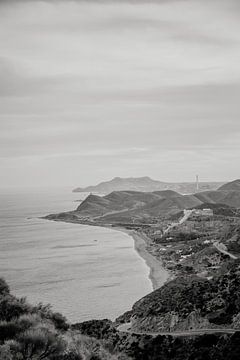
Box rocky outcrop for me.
[130,262,240,333]
[131,310,212,332]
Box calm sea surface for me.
[0,187,152,322]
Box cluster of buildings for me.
[184,208,214,217]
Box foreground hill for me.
[2,276,240,360]
[73,176,223,195]
[0,278,108,359]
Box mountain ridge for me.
[73,187,240,222]
[45,180,240,225]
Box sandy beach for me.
[112,227,170,290]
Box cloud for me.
[0,57,55,97]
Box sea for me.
[0,187,152,322]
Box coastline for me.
[112,227,171,290]
[43,216,171,291]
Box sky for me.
[0,0,240,188]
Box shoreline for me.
[44,216,171,290]
[112,226,171,290]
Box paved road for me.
[213,241,237,260]
[117,322,238,337]
[163,210,194,235]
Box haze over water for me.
[0,188,152,322]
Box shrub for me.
[33,303,69,331]
[0,321,22,341]
[0,296,31,321]
[0,344,13,360]
[61,352,83,360]
[10,328,66,359]
[51,312,69,331]
[17,313,40,332]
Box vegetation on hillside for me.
[73,319,240,360]
[0,278,118,360]
[2,256,240,359]
[132,259,240,328]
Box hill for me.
[131,260,240,332]
[74,190,204,222]
[73,176,223,195]
[2,278,240,360]
[219,179,240,192]
[195,190,240,208]
[46,186,240,224]
[73,188,240,222]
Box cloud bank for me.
[0,0,239,187]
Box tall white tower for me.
[196,175,199,192]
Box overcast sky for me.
[0,0,240,188]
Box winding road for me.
[117,322,238,337]
[163,210,194,235]
[213,241,237,260]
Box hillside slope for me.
[99,195,203,223]
[76,190,173,219]
[131,260,240,332]
[219,179,240,192]
[195,190,240,208]
[74,190,205,221]
[74,187,240,222]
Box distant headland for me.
[73,176,224,195]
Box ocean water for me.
[0,187,152,322]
